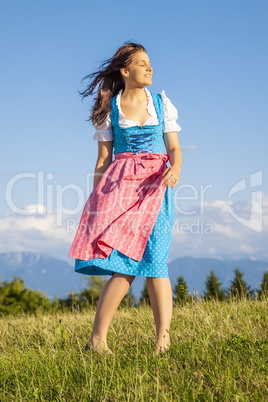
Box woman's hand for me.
[162,165,181,187]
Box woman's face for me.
[122,51,153,86]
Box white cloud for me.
[171,192,268,261]
[0,204,76,262]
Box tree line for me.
[0,266,267,316]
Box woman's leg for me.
[89,272,135,351]
[146,277,173,352]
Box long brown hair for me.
[79,41,146,127]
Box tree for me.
[56,276,108,310]
[79,276,108,305]
[258,271,268,299]
[0,275,52,316]
[204,269,225,301]
[173,275,188,304]
[139,279,150,305]
[58,275,136,310]
[121,286,135,307]
[56,291,80,310]
[228,267,253,299]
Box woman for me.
[69,41,182,355]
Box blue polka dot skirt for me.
[74,185,174,278]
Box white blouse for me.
[92,87,182,141]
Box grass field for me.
[0,295,267,401]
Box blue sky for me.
[0,0,267,263]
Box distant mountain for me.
[0,252,267,300]
[0,252,84,300]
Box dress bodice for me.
[110,91,165,155]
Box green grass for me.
[0,296,267,401]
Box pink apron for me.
[68,151,170,262]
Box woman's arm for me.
[162,132,182,186]
[93,140,113,189]
[163,132,182,173]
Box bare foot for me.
[85,338,113,355]
[155,332,170,355]
[155,345,170,356]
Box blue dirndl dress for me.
[74,90,174,278]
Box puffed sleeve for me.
[161,90,182,133]
[92,108,114,141]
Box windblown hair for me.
[79,41,146,127]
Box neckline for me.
[117,88,159,128]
